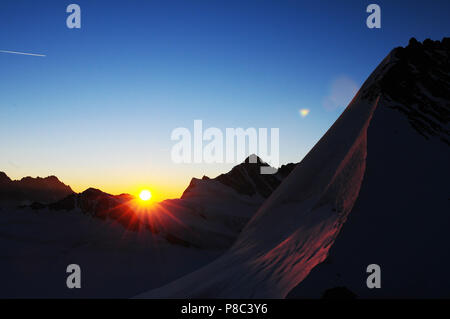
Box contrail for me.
[0,50,46,57]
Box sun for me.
[139,189,152,201]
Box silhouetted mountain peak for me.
[0,172,74,205]
[20,175,71,190]
[408,37,420,47]
[243,154,265,164]
[0,172,11,184]
[44,175,61,182]
[182,156,297,199]
[81,188,104,196]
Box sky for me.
[1,0,449,200]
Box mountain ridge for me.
[182,155,296,199]
[0,171,74,205]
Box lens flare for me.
[299,109,310,117]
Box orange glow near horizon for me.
[67,180,185,202]
[1,162,236,203]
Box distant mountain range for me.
[0,172,73,206]
[70,156,294,248]
[0,155,296,249]
[0,156,296,297]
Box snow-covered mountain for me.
[183,155,296,199]
[146,156,296,248]
[137,37,450,298]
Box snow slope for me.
[137,38,450,298]
[0,206,220,298]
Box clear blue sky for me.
[1,0,449,199]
